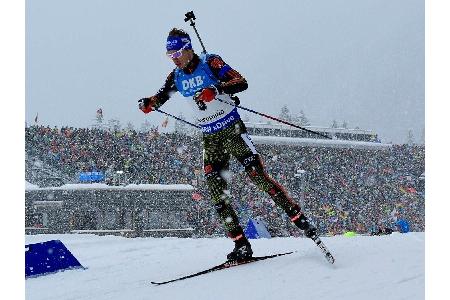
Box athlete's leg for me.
[224,122,315,234]
[203,131,248,243]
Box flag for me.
[161,117,169,128]
[96,108,103,120]
[34,113,38,123]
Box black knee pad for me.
[294,214,310,230]
[204,163,229,181]
[214,201,228,214]
[241,154,261,170]
[241,154,265,179]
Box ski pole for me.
[155,108,200,129]
[215,97,332,140]
[184,11,207,54]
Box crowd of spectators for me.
[25,125,202,185]
[25,125,425,237]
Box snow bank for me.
[36,183,195,191]
[250,135,392,149]
[25,181,39,190]
[25,232,424,300]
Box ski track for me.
[25,233,424,300]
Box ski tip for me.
[326,253,335,264]
[267,251,294,257]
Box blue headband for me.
[166,36,192,51]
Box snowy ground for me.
[25,232,424,300]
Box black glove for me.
[230,95,240,106]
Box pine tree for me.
[140,120,152,133]
[125,122,135,132]
[406,129,415,145]
[291,114,300,125]
[174,113,187,134]
[279,105,292,122]
[298,110,310,126]
[331,120,338,128]
[108,119,121,132]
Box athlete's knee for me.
[205,161,230,177]
[204,163,226,184]
[204,164,216,177]
[241,155,276,191]
[214,200,228,214]
[241,154,263,176]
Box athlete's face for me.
[167,49,194,69]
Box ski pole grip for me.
[184,11,196,23]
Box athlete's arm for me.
[207,55,248,95]
[152,70,178,108]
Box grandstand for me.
[24,124,424,237]
[243,121,379,142]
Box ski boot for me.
[304,226,318,240]
[289,208,318,240]
[227,238,253,262]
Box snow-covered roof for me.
[31,183,195,191]
[25,181,40,190]
[250,135,392,150]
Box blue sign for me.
[25,240,85,278]
[244,219,271,239]
[396,219,410,233]
[79,171,105,183]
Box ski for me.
[311,236,335,264]
[151,251,294,285]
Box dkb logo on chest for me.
[182,76,204,90]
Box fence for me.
[25,183,197,238]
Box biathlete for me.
[139,28,318,261]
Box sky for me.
[25,0,424,144]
